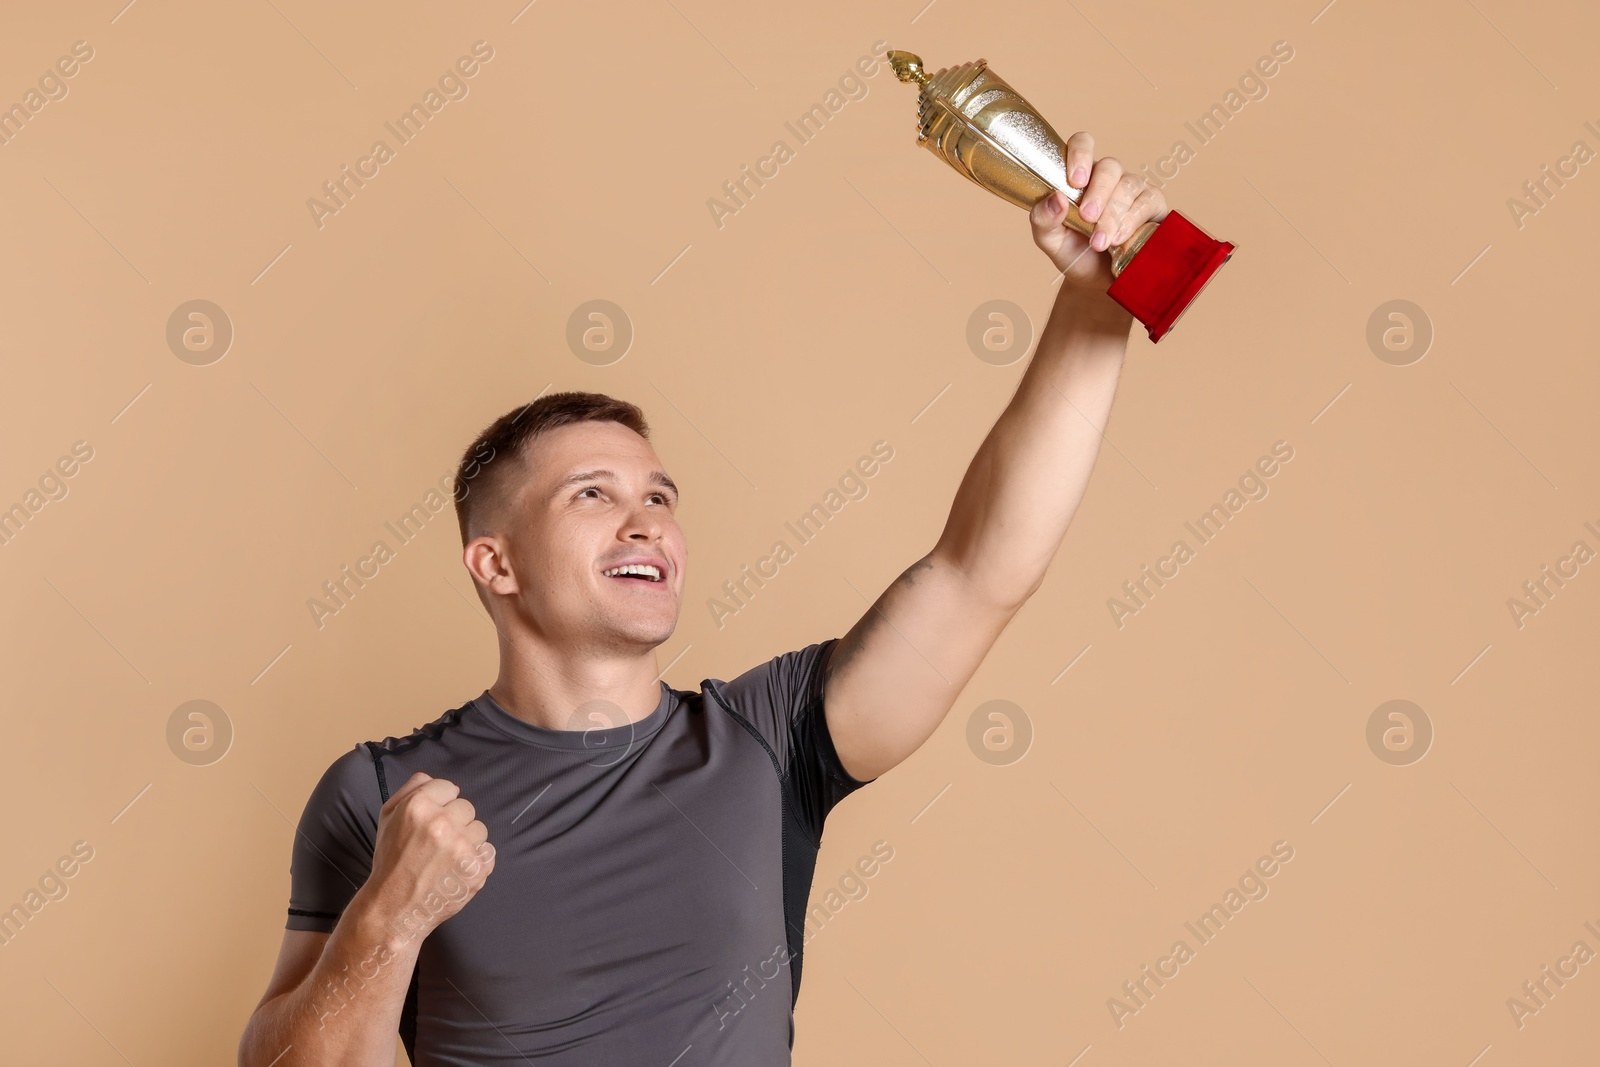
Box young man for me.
[238,133,1165,1066]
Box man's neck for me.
[487,632,663,732]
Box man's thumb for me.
[384,770,434,808]
[1031,191,1062,227]
[1030,191,1069,248]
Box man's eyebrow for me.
[551,468,680,500]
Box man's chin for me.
[601,615,679,651]
[629,625,677,648]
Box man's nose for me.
[621,505,662,540]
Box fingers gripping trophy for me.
[888,49,1235,343]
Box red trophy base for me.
[1106,210,1235,344]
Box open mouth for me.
[601,564,664,584]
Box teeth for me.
[603,563,662,581]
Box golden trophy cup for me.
[888,50,1235,343]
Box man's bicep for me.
[823,550,1019,782]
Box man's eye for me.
[578,487,601,499]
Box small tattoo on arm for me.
[828,556,937,682]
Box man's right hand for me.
[360,771,495,940]
[239,771,494,1067]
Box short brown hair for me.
[452,391,651,545]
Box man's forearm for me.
[239,889,421,1067]
[933,287,1132,608]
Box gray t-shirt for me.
[285,637,873,1066]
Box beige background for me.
[2,0,1597,1063]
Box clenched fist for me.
[363,771,495,940]
[1029,131,1168,289]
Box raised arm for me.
[823,133,1166,783]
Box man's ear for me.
[463,535,518,597]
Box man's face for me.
[485,420,686,653]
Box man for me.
[238,133,1165,1066]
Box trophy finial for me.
[887,50,928,86]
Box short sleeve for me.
[714,637,875,840]
[285,743,383,932]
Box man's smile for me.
[599,557,670,587]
